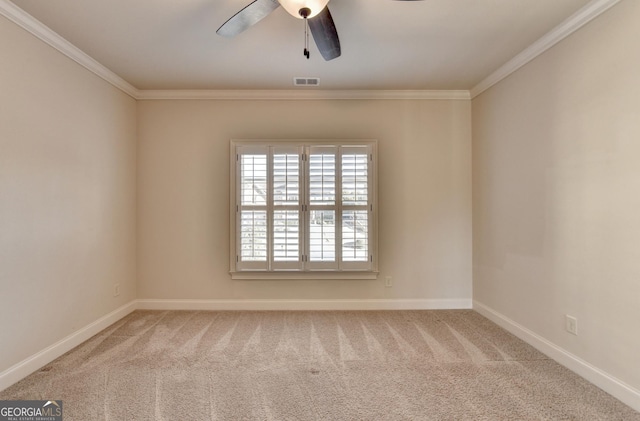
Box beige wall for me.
[137,99,472,301]
[2,0,638,403]
[472,0,640,391]
[0,16,137,372]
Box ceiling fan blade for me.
[308,6,341,61]
[216,0,280,38]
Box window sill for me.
[230,271,379,280]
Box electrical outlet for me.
[114,283,121,297]
[385,276,393,288]
[565,315,578,335]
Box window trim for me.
[230,139,378,280]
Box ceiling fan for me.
[217,0,422,61]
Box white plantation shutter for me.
[236,147,268,271]
[307,146,337,270]
[340,147,371,270]
[231,140,377,278]
[271,147,303,270]
[240,210,267,261]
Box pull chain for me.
[300,7,311,59]
[303,17,310,59]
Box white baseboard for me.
[473,300,640,412]
[136,298,472,311]
[0,301,137,393]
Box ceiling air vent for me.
[294,77,320,87]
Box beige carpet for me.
[1,310,638,420]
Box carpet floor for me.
[1,310,638,420]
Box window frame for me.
[230,139,378,280]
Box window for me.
[230,140,378,279]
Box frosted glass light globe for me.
[278,0,330,18]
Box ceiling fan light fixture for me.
[278,0,330,19]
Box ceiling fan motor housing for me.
[299,7,311,18]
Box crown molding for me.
[0,0,468,102]
[4,0,619,101]
[136,89,471,101]
[0,0,140,98]
[470,0,621,99]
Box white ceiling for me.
[9,0,593,91]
